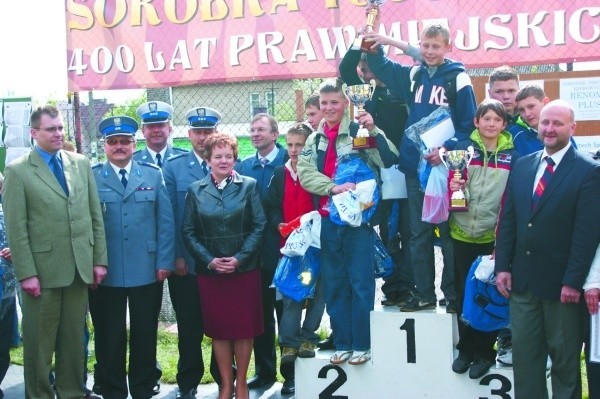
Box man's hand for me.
[423,148,442,166]
[0,247,12,261]
[560,285,581,304]
[21,276,41,297]
[174,257,188,276]
[585,288,600,315]
[156,269,171,282]
[362,32,392,50]
[330,182,356,195]
[496,272,512,298]
[89,265,108,290]
[356,111,375,132]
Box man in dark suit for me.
[495,100,600,398]
[239,113,290,391]
[163,107,222,398]
[2,105,108,399]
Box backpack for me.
[410,66,461,107]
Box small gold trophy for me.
[344,82,376,149]
[351,0,386,53]
[439,146,475,212]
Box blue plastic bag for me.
[273,247,321,302]
[328,154,381,226]
[462,256,509,332]
[373,230,394,278]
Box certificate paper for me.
[591,310,600,363]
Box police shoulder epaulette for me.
[133,149,142,154]
[166,152,187,162]
[92,162,104,169]
[172,147,188,153]
[138,161,160,170]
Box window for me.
[250,93,260,117]
[265,91,276,114]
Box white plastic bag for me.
[421,164,449,223]
[331,179,377,227]
[281,211,321,256]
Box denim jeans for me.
[278,279,326,348]
[320,219,375,352]
[406,176,456,303]
[381,199,415,296]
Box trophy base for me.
[450,198,468,212]
[351,36,377,53]
[353,136,376,150]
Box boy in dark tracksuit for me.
[366,21,477,312]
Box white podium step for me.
[295,306,550,398]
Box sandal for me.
[330,350,353,364]
[348,350,371,365]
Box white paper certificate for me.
[591,310,600,363]
[420,116,455,150]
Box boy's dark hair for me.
[515,84,546,103]
[304,94,320,110]
[30,105,60,129]
[475,99,508,124]
[489,65,519,85]
[421,24,450,45]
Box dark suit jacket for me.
[495,146,600,300]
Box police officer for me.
[134,101,187,167]
[162,107,223,398]
[89,116,175,399]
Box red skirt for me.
[197,268,264,340]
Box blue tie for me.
[156,153,162,168]
[201,160,208,175]
[119,169,128,187]
[50,155,68,195]
[532,156,555,209]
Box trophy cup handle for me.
[466,145,475,165]
[439,147,449,169]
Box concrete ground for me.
[1,364,292,398]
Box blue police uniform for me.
[88,115,175,399]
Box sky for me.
[0,1,597,106]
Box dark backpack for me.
[410,66,461,107]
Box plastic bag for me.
[328,154,381,226]
[273,246,321,302]
[421,163,449,223]
[331,179,377,227]
[280,211,321,256]
[462,256,509,332]
[373,230,394,278]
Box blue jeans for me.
[406,176,456,303]
[381,199,415,295]
[278,279,326,348]
[320,219,375,352]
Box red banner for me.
[66,0,600,91]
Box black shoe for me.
[152,381,161,395]
[247,375,276,389]
[281,379,295,395]
[438,298,447,306]
[317,335,335,350]
[452,352,473,374]
[92,383,102,395]
[397,290,414,307]
[381,291,399,306]
[176,387,198,398]
[469,359,494,379]
[400,297,436,312]
[445,300,458,314]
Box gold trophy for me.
[344,82,376,149]
[439,146,475,212]
[351,0,386,53]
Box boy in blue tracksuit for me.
[366,17,477,311]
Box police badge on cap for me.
[136,101,174,125]
[98,116,138,137]
[186,107,222,129]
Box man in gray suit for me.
[133,101,186,166]
[89,116,175,399]
[3,105,108,399]
[163,107,222,398]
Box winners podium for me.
[295,306,551,398]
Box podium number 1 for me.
[400,318,416,363]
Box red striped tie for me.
[532,156,555,209]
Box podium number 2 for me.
[400,318,416,363]
[318,365,348,399]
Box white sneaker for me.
[497,348,512,365]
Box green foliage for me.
[274,103,297,122]
[102,93,147,120]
